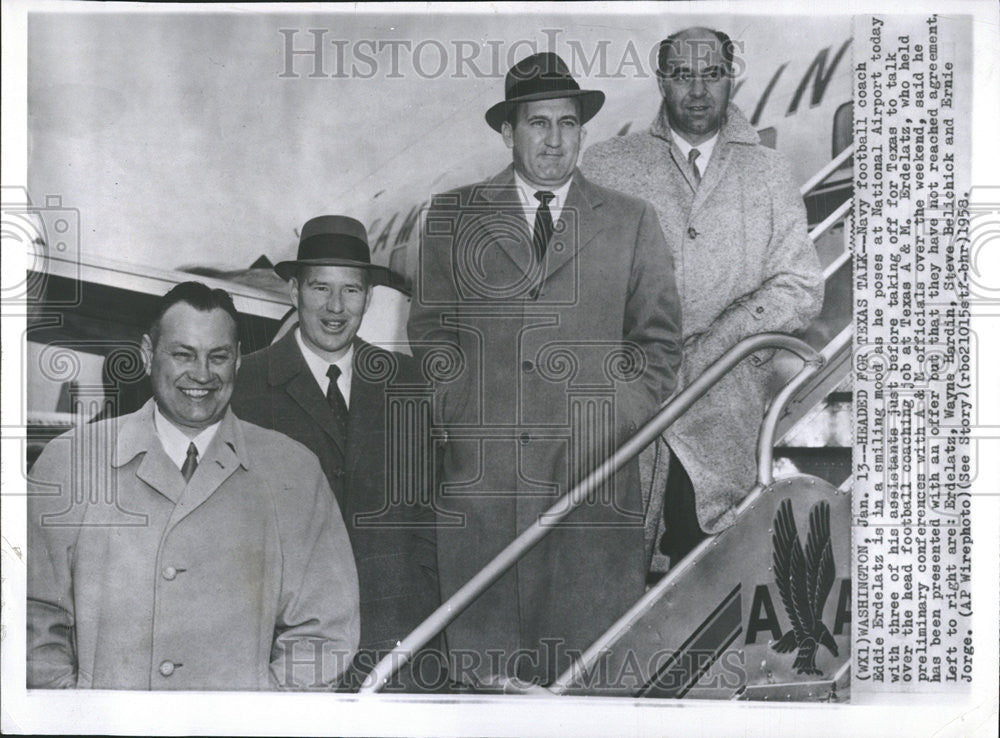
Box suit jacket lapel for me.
[268,329,347,457]
[477,166,537,282]
[287,371,347,454]
[476,165,605,287]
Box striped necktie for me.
[532,190,556,265]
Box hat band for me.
[298,233,371,264]
[506,75,582,102]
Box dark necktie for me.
[532,190,556,265]
[181,442,198,483]
[326,364,349,443]
[688,148,702,187]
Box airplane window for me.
[833,102,853,167]
[757,127,777,149]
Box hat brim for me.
[274,258,398,289]
[485,89,605,132]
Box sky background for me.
[28,10,853,277]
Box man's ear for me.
[656,72,670,100]
[501,120,515,150]
[140,334,154,376]
[288,277,300,306]
[235,342,242,374]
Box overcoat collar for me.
[113,399,248,515]
[476,164,606,286]
[266,327,313,387]
[266,327,374,387]
[649,101,758,147]
[649,102,759,213]
[264,329,374,456]
[268,328,345,454]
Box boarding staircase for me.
[359,145,856,701]
[773,144,854,487]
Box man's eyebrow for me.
[668,63,723,76]
[164,342,196,352]
[307,276,364,287]
[162,341,234,354]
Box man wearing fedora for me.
[232,216,443,692]
[407,53,682,688]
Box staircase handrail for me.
[359,333,823,694]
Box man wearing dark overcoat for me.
[583,27,824,572]
[27,282,359,690]
[407,52,683,688]
[232,216,442,691]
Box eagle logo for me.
[771,498,839,675]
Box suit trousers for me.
[658,455,708,564]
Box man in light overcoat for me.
[407,52,683,688]
[27,282,360,690]
[583,27,824,571]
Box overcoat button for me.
[522,360,534,372]
[519,433,531,445]
[687,226,697,239]
[162,566,177,581]
[159,661,175,677]
[756,306,765,314]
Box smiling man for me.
[27,281,359,690]
[232,216,442,692]
[583,27,823,575]
[408,52,682,688]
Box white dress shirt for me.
[153,402,221,471]
[295,327,354,408]
[671,129,720,180]
[514,171,574,231]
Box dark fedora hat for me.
[485,52,605,132]
[274,214,392,285]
